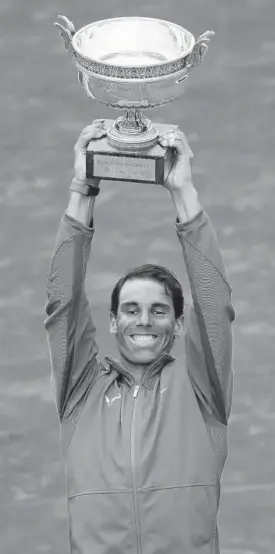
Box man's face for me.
[110,278,184,365]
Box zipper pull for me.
[133,384,140,398]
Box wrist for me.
[70,176,100,196]
[67,192,96,227]
[73,175,100,186]
[170,185,202,224]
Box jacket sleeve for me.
[175,209,235,425]
[44,210,100,423]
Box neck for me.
[118,353,146,384]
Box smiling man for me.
[44,119,235,554]
[109,270,184,384]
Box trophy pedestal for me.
[86,121,177,185]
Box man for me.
[44,119,235,554]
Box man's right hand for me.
[73,120,107,184]
[67,120,107,226]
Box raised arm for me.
[175,210,235,426]
[44,121,107,422]
[159,129,235,426]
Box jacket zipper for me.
[130,384,142,554]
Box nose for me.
[136,311,152,327]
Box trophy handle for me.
[54,15,76,51]
[185,30,215,70]
[78,72,96,100]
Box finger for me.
[81,120,106,134]
[159,137,194,158]
[172,137,194,158]
[174,133,194,157]
[75,127,107,151]
[158,134,193,157]
[159,129,189,145]
[80,127,107,141]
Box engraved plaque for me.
[93,154,155,182]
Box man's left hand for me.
[158,128,194,191]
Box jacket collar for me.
[104,351,176,389]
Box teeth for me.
[130,335,156,342]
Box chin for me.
[134,354,156,364]
[123,350,158,365]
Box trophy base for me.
[86,121,177,184]
[107,112,158,150]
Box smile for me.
[128,334,158,344]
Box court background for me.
[0,1,274,553]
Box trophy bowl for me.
[54,16,214,150]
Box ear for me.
[109,312,117,335]
[174,314,184,338]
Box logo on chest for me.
[105,393,122,406]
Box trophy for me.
[54,16,214,184]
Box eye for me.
[127,309,138,315]
[154,310,166,315]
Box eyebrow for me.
[120,301,171,309]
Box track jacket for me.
[44,208,235,554]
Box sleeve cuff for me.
[174,208,205,232]
[63,210,95,236]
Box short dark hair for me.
[110,264,184,319]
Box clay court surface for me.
[0,0,274,552]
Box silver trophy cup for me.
[54,16,214,183]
